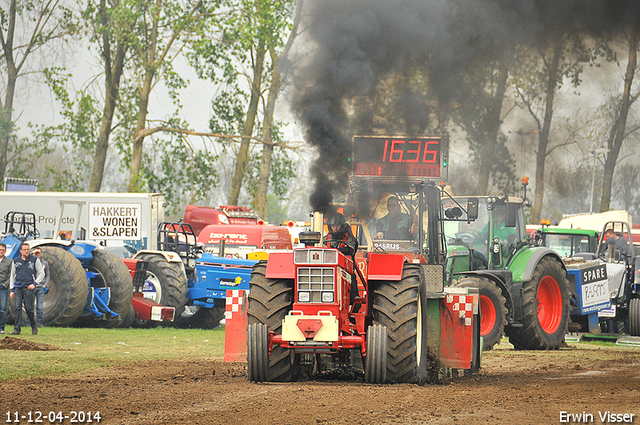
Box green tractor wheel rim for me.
[537,275,562,334]
[479,295,496,336]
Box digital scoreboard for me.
[352,135,447,179]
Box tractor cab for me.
[443,196,528,278]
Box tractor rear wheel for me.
[247,260,296,382]
[629,298,640,336]
[506,257,570,350]
[135,254,188,325]
[372,263,428,384]
[247,323,270,382]
[39,246,89,327]
[85,249,134,328]
[364,324,387,384]
[453,276,507,351]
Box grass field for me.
[0,326,226,381]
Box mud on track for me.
[1,341,639,424]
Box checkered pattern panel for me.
[446,294,476,327]
[224,290,248,320]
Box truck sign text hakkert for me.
[89,203,142,239]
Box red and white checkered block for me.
[446,294,476,327]
[225,290,248,320]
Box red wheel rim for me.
[479,295,496,336]
[537,276,562,334]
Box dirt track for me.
[2,340,639,425]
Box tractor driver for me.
[324,213,358,259]
[324,213,359,304]
[603,228,629,257]
[373,196,418,240]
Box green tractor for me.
[534,226,600,260]
[443,195,571,351]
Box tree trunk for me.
[128,68,154,192]
[599,24,639,212]
[90,0,127,192]
[0,0,18,182]
[474,61,508,195]
[228,42,265,205]
[255,53,281,218]
[531,37,563,224]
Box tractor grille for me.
[297,267,335,303]
[421,264,444,293]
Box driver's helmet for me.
[327,212,346,226]
[327,213,347,236]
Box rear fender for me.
[454,270,514,318]
[508,246,566,283]
[265,251,295,279]
[33,240,98,265]
[367,253,405,280]
[134,250,184,264]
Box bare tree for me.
[599,22,640,212]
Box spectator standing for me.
[29,247,50,328]
[9,243,44,335]
[0,243,13,334]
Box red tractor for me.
[247,136,481,383]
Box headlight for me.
[322,292,334,303]
[298,291,310,302]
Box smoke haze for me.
[290,0,639,212]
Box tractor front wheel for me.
[453,276,507,351]
[135,254,188,325]
[629,298,640,336]
[247,323,270,382]
[247,260,296,382]
[506,257,570,350]
[364,324,387,384]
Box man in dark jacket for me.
[9,243,45,335]
[324,213,358,259]
[323,213,359,304]
[374,196,418,240]
[0,243,12,334]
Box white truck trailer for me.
[0,192,166,255]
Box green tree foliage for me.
[189,0,297,207]
[30,68,98,191]
[143,126,220,215]
[0,0,78,182]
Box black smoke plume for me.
[289,0,639,213]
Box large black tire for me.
[506,257,570,350]
[116,304,136,328]
[629,298,640,336]
[453,276,507,351]
[247,323,270,382]
[364,324,387,384]
[135,254,188,325]
[174,300,225,329]
[78,249,133,328]
[8,246,89,327]
[372,263,428,384]
[247,260,296,382]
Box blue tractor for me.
[136,222,256,329]
[4,211,132,327]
